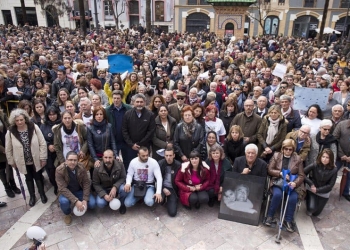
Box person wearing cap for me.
[320,74,331,88]
[168,91,189,123]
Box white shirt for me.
[205,118,226,141]
[61,128,80,160]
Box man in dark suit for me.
[255,96,269,118]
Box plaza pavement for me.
[0,172,348,250]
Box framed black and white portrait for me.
[219,172,266,226]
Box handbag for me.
[77,124,94,171]
[272,178,284,189]
[133,181,147,198]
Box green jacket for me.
[53,122,88,166]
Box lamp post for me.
[342,0,350,39]
[94,0,100,34]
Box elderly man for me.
[255,96,269,118]
[252,86,263,104]
[230,99,262,144]
[92,150,128,214]
[169,66,183,82]
[74,97,93,126]
[122,147,163,207]
[232,144,267,177]
[326,104,344,132]
[168,91,188,123]
[285,125,311,162]
[333,120,350,202]
[280,95,302,133]
[186,88,201,105]
[56,151,96,225]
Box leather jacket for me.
[304,163,337,194]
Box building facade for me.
[0,0,174,32]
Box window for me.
[264,0,271,3]
[104,1,113,16]
[340,0,350,8]
[129,1,139,15]
[304,0,316,7]
[155,1,164,22]
[188,0,209,5]
[278,0,285,4]
[264,16,279,35]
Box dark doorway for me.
[2,10,13,26]
[186,13,210,33]
[225,22,234,37]
[293,15,318,39]
[46,5,60,27]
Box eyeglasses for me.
[145,80,151,82]
[218,79,224,82]
[234,88,241,90]
[158,81,164,84]
[322,128,331,131]
[192,71,198,73]
[177,97,185,100]
[284,148,293,152]
[299,130,309,135]
[280,86,287,89]
[162,75,168,77]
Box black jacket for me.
[223,138,245,164]
[219,110,235,134]
[173,122,205,159]
[285,109,302,133]
[232,156,267,177]
[158,158,181,193]
[304,163,337,194]
[87,123,118,161]
[51,78,74,100]
[122,108,156,148]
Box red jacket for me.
[175,162,210,206]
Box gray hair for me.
[8,108,31,127]
[280,95,291,102]
[39,56,47,62]
[245,143,258,154]
[79,97,91,105]
[331,104,344,112]
[320,119,333,128]
[133,93,146,101]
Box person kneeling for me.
[56,151,96,226]
[159,147,181,217]
[175,150,210,210]
[122,147,163,207]
[92,150,128,214]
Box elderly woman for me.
[205,144,232,207]
[204,104,226,144]
[152,105,177,161]
[301,104,323,135]
[87,106,118,170]
[175,150,210,209]
[305,119,337,166]
[174,106,205,162]
[257,105,288,161]
[5,109,48,207]
[304,149,337,216]
[89,78,108,106]
[265,139,305,233]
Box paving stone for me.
[57,238,80,250]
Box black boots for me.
[26,180,36,207]
[36,179,48,204]
[10,179,21,194]
[0,169,18,198]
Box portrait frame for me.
[218,172,266,226]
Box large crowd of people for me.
[0,24,349,233]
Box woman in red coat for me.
[175,150,210,209]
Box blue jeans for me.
[267,186,298,222]
[95,186,128,208]
[121,184,156,207]
[59,190,96,215]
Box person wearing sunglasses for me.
[265,139,305,232]
[305,119,337,167]
[167,91,188,123]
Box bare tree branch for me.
[246,0,272,35]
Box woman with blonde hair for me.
[257,105,288,161]
[124,72,139,104]
[265,139,305,232]
[224,125,245,164]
